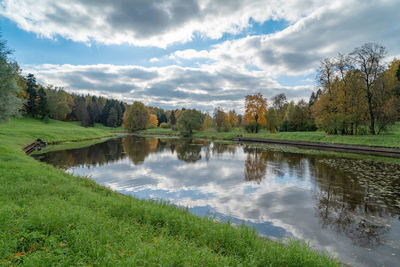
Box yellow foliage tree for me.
[228,110,239,128]
[243,93,267,132]
[201,113,212,130]
[148,113,158,128]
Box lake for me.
[33,136,400,267]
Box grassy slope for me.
[0,117,118,148]
[0,118,338,266]
[139,123,400,148]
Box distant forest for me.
[1,35,400,135]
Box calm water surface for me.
[33,136,400,267]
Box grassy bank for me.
[0,118,338,266]
[0,117,120,148]
[138,123,400,148]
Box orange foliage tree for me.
[243,93,267,132]
[148,113,158,128]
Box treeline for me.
[235,43,400,135]
[312,43,400,135]
[121,103,242,135]
[241,92,316,133]
[18,73,127,128]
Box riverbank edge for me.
[234,137,400,158]
[30,134,130,154]
[0,119,339,266]
[136,129,400,158]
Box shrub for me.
[160,122,169,128]
[244,121,260,133]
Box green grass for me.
[0,117,339,266]
[0,117,118,148]
[139,123,400,148]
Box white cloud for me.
[170,0,400,76]
[0,0,324,47]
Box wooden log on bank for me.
[22,138,48,154]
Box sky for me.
[0,0,399,113]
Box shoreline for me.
[136,129,400,159]
[233,137,400,158]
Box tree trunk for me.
[367,92,375,135]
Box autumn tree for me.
[311,44,400,135]
[148,113,158,128]
[374,60,400,133]
[243,93,267,133]
[214,107,230,132]
[201,113,212,130]
[314,58,337,132]
[351,43,386,134]
[122,101,150,131]
[312,68,368,134]
[149,107,167,126]
[228,110,239,128]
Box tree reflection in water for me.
[35,138,126,169]
[243,146,267,184]
[123,137,159,165]
[176,140,202,163]
[312,159,398,247]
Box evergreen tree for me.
[158,113,168,126]
[73,97,90,126]
[37,87,49,119]
[115,101,123,126]
[118,102,126,126]
[25,73,38,116]
[107,107,118,128]
[169,110,176,125]
[101,99,112,125]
